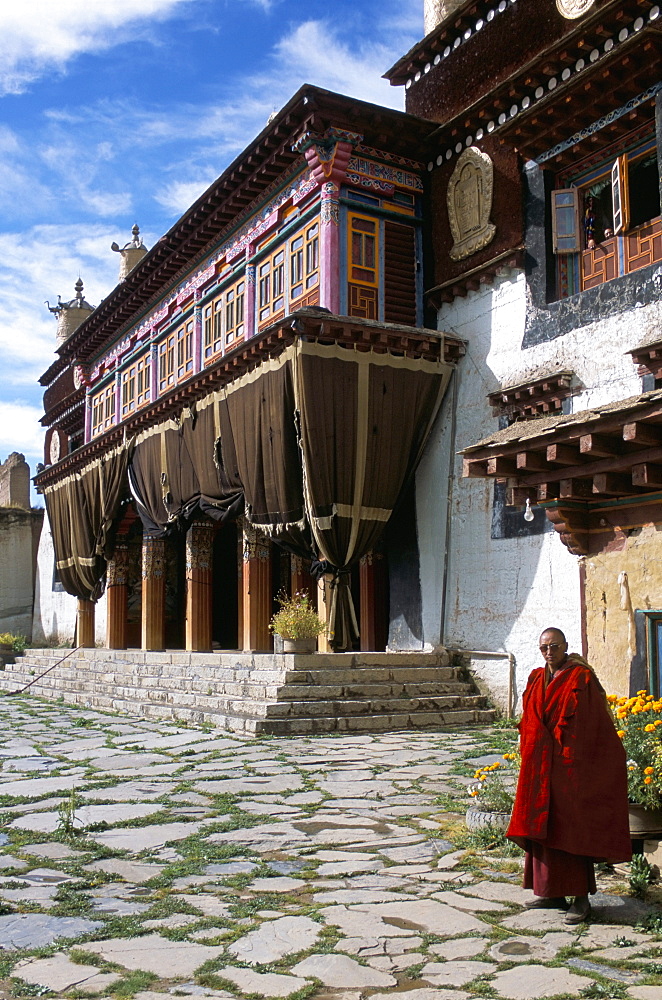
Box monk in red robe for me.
[507,627,631,924]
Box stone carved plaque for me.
[555,0,595,19]
[49,429,62,465]
[447,147,496,262]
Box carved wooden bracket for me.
[544,505,590,556]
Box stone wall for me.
[0,507,43,640]
[583,522,662,698]
[0,453,30,509]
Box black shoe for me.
[525,896,568,910]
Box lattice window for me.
[225,279,245,345]
[554,135,661,296]
[289,221,320,309]
[349,213,378,286]
[349,284,378,319]
[91,383,115,437]
[121,352,151,417]
[177,319,194,381]
[158,333,175,393]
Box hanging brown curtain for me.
[217,350,309,552]
[128,404,243,537]
[292,339,451,650]
[44,441,133,601]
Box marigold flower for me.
[645,776,653,785]
[645,724,656,732]
[645,766,655,774]
[617,731,625,738]
[638,690,648,696]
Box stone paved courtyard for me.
[0,698,660,999]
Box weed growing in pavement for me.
[57,788,82,839]
[9,980,52,997]
[629,854,655,896]
[579,982,628,998]
[109,970,157,997]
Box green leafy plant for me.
[57,787,81,838]
[579,982,628,999]
[0,633,26,654]
[629,853,655,896]
[467,752,519,813]
[269,591,327,640]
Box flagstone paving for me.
[0,699,660,999]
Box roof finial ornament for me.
[111,223,148,280]
[45,278,95,347]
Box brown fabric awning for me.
[46,336,453,647]
[44,442,132,601]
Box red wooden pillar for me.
[141,535,165,651]
[290,555,316,604]
[359,549,388,652]
[186,521,214,652]
[242,524,272,651]
[106,543,128,650]
[76,599,95,648]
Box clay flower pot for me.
[628,802,662,839]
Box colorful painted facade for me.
[34,0,662,711]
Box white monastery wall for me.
[416,267,660,711]
[32,509,107,647]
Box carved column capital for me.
[294,127,362,187]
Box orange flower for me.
[645,776,653,785]
[617,731,625,738]
[645,767,655,775]
[645,724,656,733]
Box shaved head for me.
[540,627,566,644]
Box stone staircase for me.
[0,648,496,735]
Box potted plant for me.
[466,752,519,833]
[0,632,25,668]
[610,690,662,837]
[270,591,327,654]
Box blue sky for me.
[0,0,421,492]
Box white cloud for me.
[0,0,197,95]
[0,223,133,404]
[0,402,44,456]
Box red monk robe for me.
[507,654,631,897]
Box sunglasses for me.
[539,643,563,651]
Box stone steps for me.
[0,648,497,735]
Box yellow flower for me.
[655,721,662,727]
[617,731,625,738]
[645,724,656,732]
[645,776,653,785]
[638,690,648,696]
[645,767,655,774]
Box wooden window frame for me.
[121,351,151,418]
[176,319,194,381]
[92,383,115,437]
[551,188,581,254]
[348,212,379,287]
[158,333,175,393]
[225,278,245,346]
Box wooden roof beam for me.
[579,432,625,458]
[623,421,662,447]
